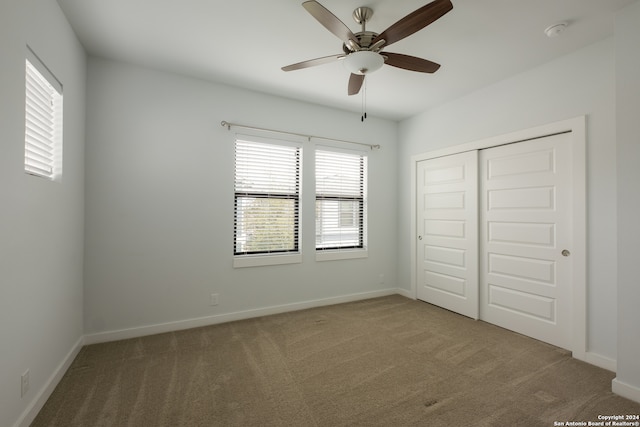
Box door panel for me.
[417,151,478,319]
[479,133,572,349]
[488,285,556,322]
[488,222,556,247]
[488,186,555,210]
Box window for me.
[315,149,367,251]
[234,137,301,258]
[24,50,63,180]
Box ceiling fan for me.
[282,0,453,96]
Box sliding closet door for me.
[417,151,479,319]
[479,133,572,350]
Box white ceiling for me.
[57,0,634,121]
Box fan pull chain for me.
[361,78,367,122]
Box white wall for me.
[397,38,617,365]
[83,58,399,338]
[0,1,86,426]
[613,0,640,402]
[0,5,634,426]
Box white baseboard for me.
[612,378,640,404]
[13,336,84,427]
[583,351,617,372]
[85,288,403,344]
[395,287,414,299]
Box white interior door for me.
[417,151,479,319]
[479,133,572,349]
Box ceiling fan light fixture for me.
[343,51,384,75]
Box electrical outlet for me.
[210,293,219,306]
[21,369,30,397]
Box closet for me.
[414,120,585,353]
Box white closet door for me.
[417,151,479,319]
[479,133,572,349]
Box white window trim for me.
[231,137,371,267]
[314,145,368,261]
[233,253,303,268]
[316,248,367,262]
[25,47,62,180]
[233,134,303,268]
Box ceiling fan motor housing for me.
[343,31,380,53]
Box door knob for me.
[562,249,570,257]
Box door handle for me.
[418,236,423,240]
[562,249,570,257]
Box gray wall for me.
[0,1,86,426]
[83,58,399,338]
[614,0,640,401]
[397,38,618,365]
[3,3,640,425]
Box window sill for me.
[316,249,368,262]
[233,253,302,268]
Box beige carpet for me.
[32,295,640,426]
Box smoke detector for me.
[545,22,568,38]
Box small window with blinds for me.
[234,137,301,257]
[315,148,367,251]
[25,51,63,180]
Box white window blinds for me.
[315,149,367,250]
[25,56,62,179]
[234,138,301,255]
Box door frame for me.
[410,116,586,361]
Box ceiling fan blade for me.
[384,52,441,73]
[282,54,344,72]
[348,73,365,96]
[372,0,453,47]
[303,1,359,45]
